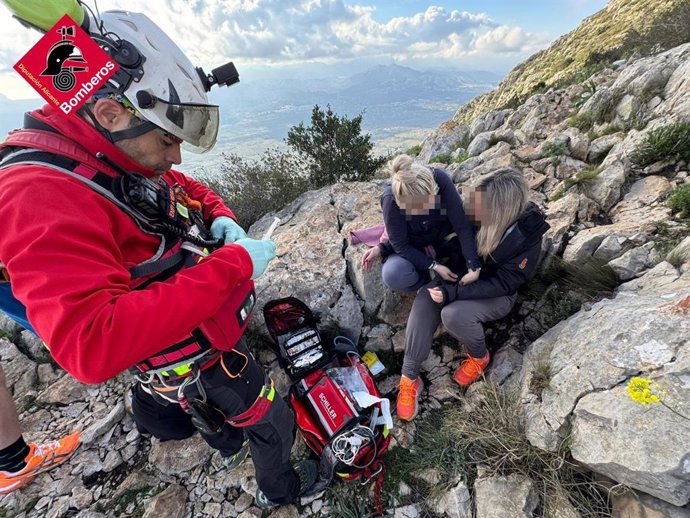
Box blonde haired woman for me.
[396,168,550,421]
[362,154,481,291]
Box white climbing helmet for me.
[96,10,219,153]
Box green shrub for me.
[197,149,311,228]
[453,151,470,164]
[550,165,603,201]
[406,144,422,156]
[588,123,624,140]
[667,184,690,219]
[568,111,595,131]
[430,152,453,164]
[287,104,387,186]
[630,121,690,167]
[543,255,619,298]
[542,141,568,163]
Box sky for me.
[0,0,607,100]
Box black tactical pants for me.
[131,338,300,504]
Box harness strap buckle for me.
[226,378,275,428]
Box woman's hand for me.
[460,269,480,285]
[361,246,382,271]
[434,264,458,282]
[428,287,444,304]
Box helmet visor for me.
[146,100,219,153]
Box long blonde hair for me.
[472,168,529,259]
[389,154,438,204]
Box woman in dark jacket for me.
[396,167,550,421]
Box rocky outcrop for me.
[453,0,690,125]
[520,263,690,506]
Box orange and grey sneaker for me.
[454,352,490,387]
[396,375,423,421]
[0,431,81,495]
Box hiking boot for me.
[454,352,490,387]
[396,375,423,421]
[222,438,250,470]
[255,459,318,508]
[295,459,318,496]
[0,431,81,495]
[255,488,279,509]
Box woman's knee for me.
[382,257,421,291]
[440,304,478,328]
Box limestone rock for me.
[613,491,690,518]
[149,434,212,476]
[555,157,587,180]
[587,162,627,211]
[0,312,20,335]
[345,245,386,315]
[364,324,393,352]
[394,504,422,518]
[588,133,624,164]
[563,220,650,264]
[0,338,37,397]
[19,330,52,363]
[544,193,580,255]
[608,243,655,280]
[474,474,538,518]
[467,132,494,157]
[38,373,87,405]
[142,484,187,518]
[81,402,125,445]
[610,176,672,219]
[562,127,590,162]
[250,183,383,344]
[267,505,300,518]
[431,480,472,518]
[418,123,471,164]
[520,266,690,505]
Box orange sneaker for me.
[396,375,423,421]
[0,431,81,495]
[454,352,490,387]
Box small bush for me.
[197,149,311,228]
[572,61,610,84]
[630,121,690,167]
[667,184,690,219]
[666,239,690,268]
[530,362,552,401]
[542,141,568,162]
[550,165,603,201]
[406,144,422,156]
[430,152,453,164]
[588,123,624,140]
[453,151,470,164]
[543,255,619,298]
[568,111,595,131]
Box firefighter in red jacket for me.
[0,8,316,507]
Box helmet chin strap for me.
[79,104,159,143]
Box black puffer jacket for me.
[439,203,549,302]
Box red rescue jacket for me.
[0,105,254,383]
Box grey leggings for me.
[402,284,517,380]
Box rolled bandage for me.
[262,217,281,241]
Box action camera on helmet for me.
[196,62,240,92]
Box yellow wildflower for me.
[626,377,660,405]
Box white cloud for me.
[0,1,553,98]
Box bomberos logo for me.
[14,14,119,117]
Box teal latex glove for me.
[234,238,277,279]
[211,216,247,244]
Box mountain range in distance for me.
[0,63,501,176]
